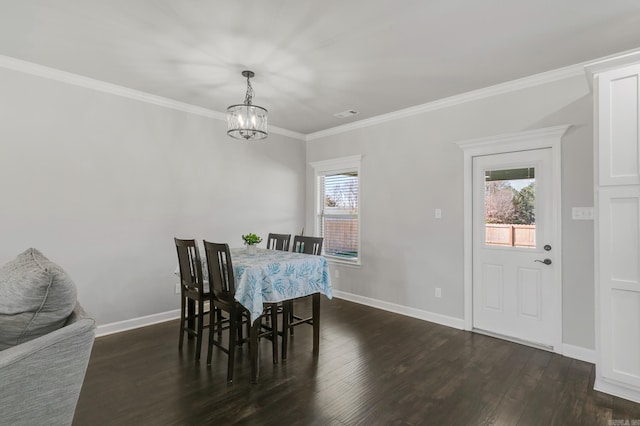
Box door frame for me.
[456,125,570,352]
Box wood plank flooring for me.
[73,298,640,425]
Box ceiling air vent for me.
[333,109,360,118]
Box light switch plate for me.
[572,207,594,220]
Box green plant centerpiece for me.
[242,233,262,245]
[242,233,262,254]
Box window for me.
[484,167,536,248]
[310,155,361,265]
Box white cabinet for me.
[591,59,640,403]
[598,186,640,390]
[597,64,640,186]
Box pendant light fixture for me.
[226,70,268,140]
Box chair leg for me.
[178,295,185,350]
[289,302,294,335]
[227,311,237,382]
[237,311,245,346]
[250,317,261,383]
[187,299,196,340]
[242,312,251,346]
[270,305,278,363]
[195,300,204,361]
[281,300,291,360]
[207,302,216,365]
[312,293,320,356]
[216,307,223,336]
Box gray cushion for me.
[0,248,77,350]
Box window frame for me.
[310,155,362,266]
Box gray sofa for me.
[0,248,96,425]
[0,302,96,425]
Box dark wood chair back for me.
[203,240,236,303]
[292,235,323,255]
[175,238,205,295]
[174,237,210,361]
[266,233,291,251]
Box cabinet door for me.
[599,186,640,387]
[598,64,640,186]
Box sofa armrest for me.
[0,302,96,426]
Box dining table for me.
[180,246,333,382]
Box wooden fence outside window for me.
[485,224,535,247]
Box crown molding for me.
[306,64,584,141]
[268,124,306,141]
[455,124,571,155]
[584,47,640,90]
[3,47,638,144]
[0,54,306,141]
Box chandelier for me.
[226,70,268,140]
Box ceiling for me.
[1,1,639,136]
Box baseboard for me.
[332,290,597,364]
[96,309,180,337]
[562,343,596,364]
[331,290,466,330]
[595,378,640,404]
[96,296,597,369]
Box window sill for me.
[325,257,361,268]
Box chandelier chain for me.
[244,75,254,106]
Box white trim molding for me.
[96,309,180,337]
[455,125,570,353]
[562,343,596,364]
[584,47,640,91]
[310,155,363,266]
[3,49,637,143]
[0,54,305,141]
[309,154,363,172]
[95,291,597,365]
[332,290,466,330]
[595,378,640,404]
[307,65,584,141]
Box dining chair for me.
[266,233,291,251]
[174,238,210,362]
[203,240,278,382]
[292,235,323,255]
[282,235,324,359]
[263,233,291,343]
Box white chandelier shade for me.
[226,70,268,141]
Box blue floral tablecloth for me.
[231,248,332,323]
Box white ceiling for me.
[1,1,639,135]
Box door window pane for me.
[484,167,536,248]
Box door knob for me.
[535,258,552,265]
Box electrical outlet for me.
[175,283,181,294]
[435,287,442,298]
[572,207,594,220]
[335,269,340,278]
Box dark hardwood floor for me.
[74,298,640,425]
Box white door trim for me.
[455,125,570,352]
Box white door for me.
[472,148,559,350]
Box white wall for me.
[306,74,595,350]
[0,67,306,325]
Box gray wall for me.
[306,74,595,350]
[0,62,596,350]
[0,67,306,325]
